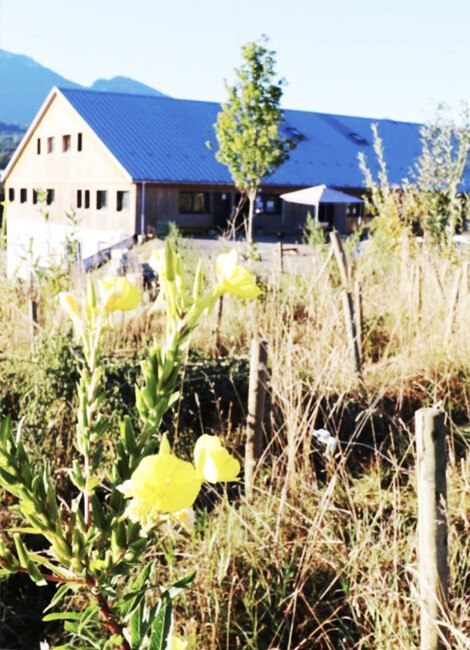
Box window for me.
[254,194,281,215]
[179,191,209,214]
[77,190,82,208]
[116,191,130,212]
[77,133,83,151]
[47,137,54,153]
[33,190,38,205]
[84,190,90,209]
[37,138,41,155]
[8,188,15,201]
[20,188,27,203]
[346,203,362,217]
[96,190,107,210]
[46,189,55,205]
[62,135,71,152]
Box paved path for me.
[134,235,316,274]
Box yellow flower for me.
[119,437,202,516]
[194,434,240,484]
[99,276,141,311]
[149,248,166,277]
[149,244,176,281]
[170,637,188,650]
[216,249,261,299]
[59,292,80,321]
[170,507,195,533]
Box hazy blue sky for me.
[1,0,469,123]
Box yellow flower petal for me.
[120,453,202,514]
[216,251,261,300]
[59,292,80,321]
[149,248,166,278]
[99,276,141,311]
[170,507,195,533]
[170,637,188,650]
[159,433,171,455]
[194,434,240,483]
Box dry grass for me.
[2,235,470,648]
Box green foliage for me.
[303,211,327,248]
[0,243,259,649]
[360,108,470,254]
[405,106,470,250]
[214,35,297,243]
[358,124,405,248]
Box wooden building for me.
[1,87,423,275]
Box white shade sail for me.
[280,184,364,205]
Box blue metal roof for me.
[59,87,423,188]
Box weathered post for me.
[278,241,284,273]
[354,280,363,360]
[415,408,448,650]
[245,337,269,500]
[444,268,461,345]
[29,273,38,339]
[214,295,224,354]
[330,230,349,289]
[330,231,362,378]
[342,290,362,377]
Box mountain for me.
[90,76,165,97]
[0,49,167,127]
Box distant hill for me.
[90,76,166,96]
[0,49,167,127]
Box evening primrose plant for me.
[0,242,259,650]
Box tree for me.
[214,35,297,243]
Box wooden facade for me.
[2,87,370,276]
[3,92,137,275]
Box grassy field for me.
[1,232,470,649]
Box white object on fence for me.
[312,428,339,459]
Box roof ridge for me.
[58,86,222,107]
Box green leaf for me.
[13,534,47,586]
[149,592,173,650]
[121,563,153,619]
[168,570,196,599]
[129,602,143,648]
[43,611,82,622]
[43,582,75,613]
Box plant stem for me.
[86,575,131,650]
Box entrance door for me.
[213,192,232,231]
[319,203,335,230]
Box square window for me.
[62,135,71,152]
[37,138,41,155]
[20,188,27,203]
[77,190,82,208]
[84,190,90,209]
[179,192,193,213]
[77,133,83,151]
[33,190,38,205]
[179,191,209,214]
[8,188,15,202]
[46,189,55,205]
[117,191,130,212]
[47,137,54,153]
[193,192,207,213]
[96,190,107,210]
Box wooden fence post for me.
[444,268,461,345]
[278,242,284,273]
[415,408,448,650]
[329,230,350,289]
[330,232,362,378]
[245,337,269,500]
[354,280,363,360]
[214,295,224,354]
